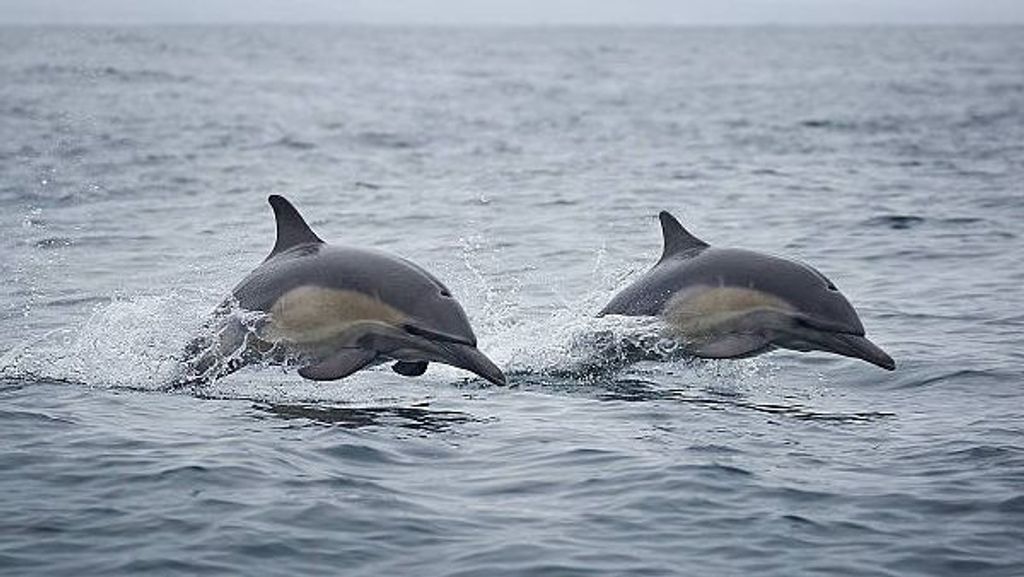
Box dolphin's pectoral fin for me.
[687,334,773,359]
[392,361,429,377]
[298,348,376,381]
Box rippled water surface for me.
[1,26,1023,576]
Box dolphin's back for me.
[233,244,447,314]
[601,248,833,317]
[600,260,684,316]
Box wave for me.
[21,63,192,84]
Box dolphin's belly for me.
[262,285,408,345]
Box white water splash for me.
[2,291,213,389]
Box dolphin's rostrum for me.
[176,195,506,387]
[600,211,895,370]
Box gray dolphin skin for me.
[600,211,895,370]
[177,195,506,387]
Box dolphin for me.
[175,195,506,387]
[599,211,895,370]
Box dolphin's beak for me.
[437,342,507,386]
[809,332,896,371]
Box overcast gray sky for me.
[2,0,1023,25]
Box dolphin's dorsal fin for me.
[658,211,708,261]
[267,195,323,258]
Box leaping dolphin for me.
[599,211,895,370]
[175,195,506,387]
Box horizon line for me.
[2,20,1023,28]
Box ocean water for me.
[1,25,1023,576]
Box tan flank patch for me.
[265,286,406,343]
[663,286,792,339]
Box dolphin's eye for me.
[439,288,452,297]
[826,281,837,291]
